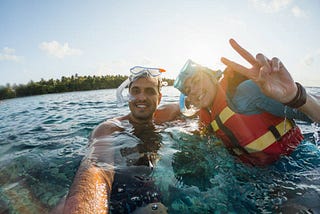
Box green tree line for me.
[0,74,174,100]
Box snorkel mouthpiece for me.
[179,93,199,117]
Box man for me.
[57,67,175,214]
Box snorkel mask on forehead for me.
[174,59,222,117]
[116,66,166,106]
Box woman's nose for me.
[189,86,198,96]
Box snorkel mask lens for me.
[174,59,198,94]
[116,66,166,107]
[130,66,166,77]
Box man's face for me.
[128,77,162,123]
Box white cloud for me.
[302,49,320,67]
[249,0,307,19]
[291,5,306,18]
[249,0,292,13]
[0,47,22,62]
[303,54,314,66]
[297,51,320,86]
[39,41,83,58]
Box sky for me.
[0,0,319,87]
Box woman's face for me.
[183,71,218,109]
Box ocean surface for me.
[0,86,319,214]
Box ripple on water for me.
[1,88,320,213]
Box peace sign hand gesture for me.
[221,39,298,104]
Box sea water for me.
[0,87,319,213]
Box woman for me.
[172,39,320,166]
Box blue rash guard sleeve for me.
[228,80,312,123]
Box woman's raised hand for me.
[221,38,297,103]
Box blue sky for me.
[1,0,319,86]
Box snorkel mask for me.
[116,66,166,106]
[174,59,222,117]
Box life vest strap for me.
[211,107,234,132]
[244,119,293,153]
[268,125,281,141]
[215,115,249,155]
[210,106,294,154]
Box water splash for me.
[311,122,320,147]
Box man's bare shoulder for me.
[91,115,130,139]
[154,103,180,124]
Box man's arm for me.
[63,159,114,214]
[63,120,123,214]
[90,118,125,139]
[153,103,181,124]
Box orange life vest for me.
[199,78,303,166]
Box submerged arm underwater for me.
[61,119,123,214]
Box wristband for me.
[283,82,307,108]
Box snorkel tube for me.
[179,93,199,117]
[116,78,131,107]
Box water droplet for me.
[130,196,141,202]
[151,203,158,210]
[151,192,158,198]
[117,187,125,193]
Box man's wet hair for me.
[128,73,162,93]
